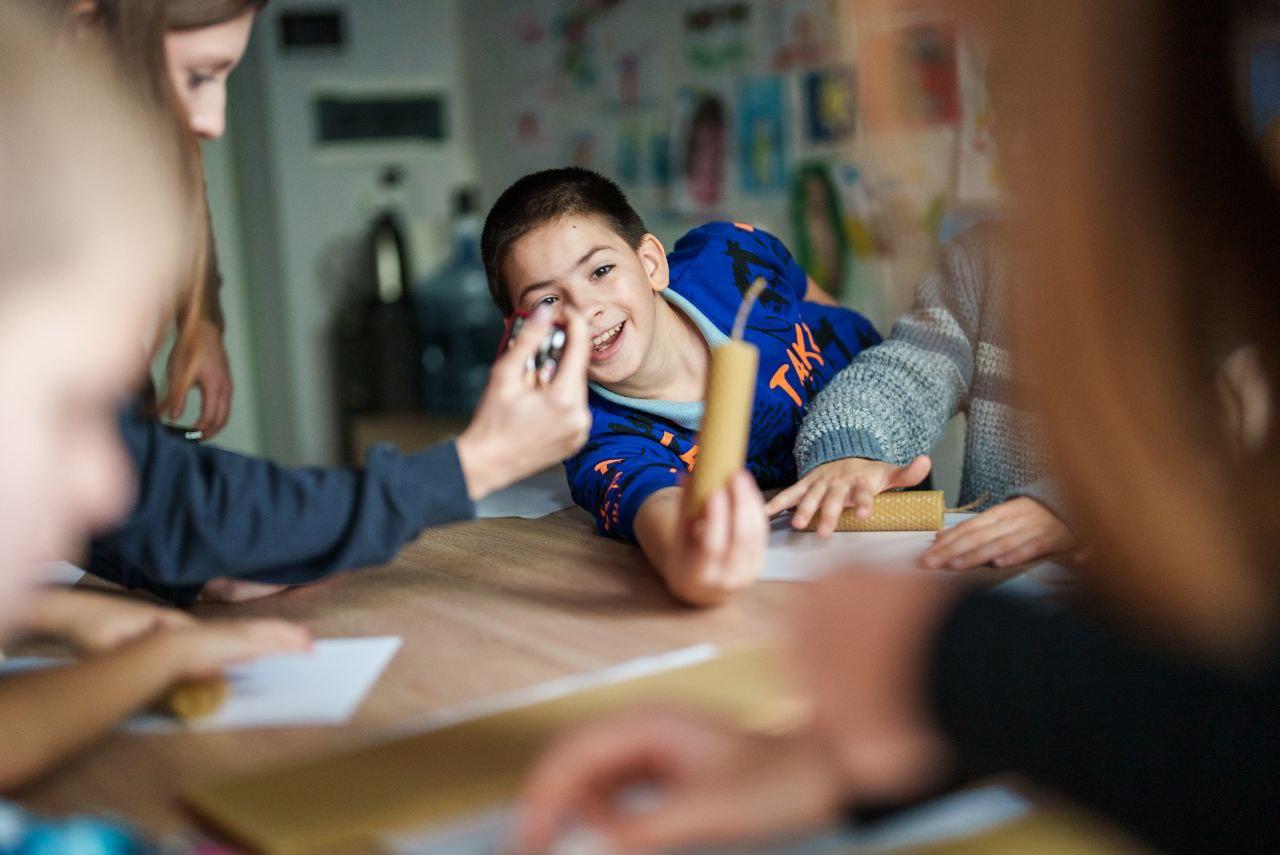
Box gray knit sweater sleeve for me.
[795,230,992,475]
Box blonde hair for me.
[30,0,245,412]
[0,4,186,306]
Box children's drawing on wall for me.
[861,22,959,130]
[649,127,672,204]
[616,118,644,185]
[553,0,624,91]
[605,48,658,110]
[737,75,789,193]
[682,1,751,74]
[506,0,556,88]
[566,129,602,170]
[618,53,642,107]
[790,162,849,299]
[953,38,1001,205]
[766,0,836,71]
[671,88,728,214]
[509,109,557,178]
[803,65,857,144]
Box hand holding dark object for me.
[457,305,591,501]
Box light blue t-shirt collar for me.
[588,288,728,431]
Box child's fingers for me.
[814,482,852,538]
[790,482,828,530]
[949,527,1030,571]
[691,487,730,559]
[764,478,810,516]
[725,472,766,587]
[493,307,553,385]
[549,307,589,396]
[238,619,313,653]
[850,483,877,519]
[930,506,1002,546]
[992,533,1056,568]
[886,455,932,490]
[925,518,1020,570]
[157,609,197,630]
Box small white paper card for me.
[37,561,87,586]
[475,468,575,520]
[124,636,403,733]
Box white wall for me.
[229,0,473,465]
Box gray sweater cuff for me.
[1006,476,1065,521]
[796,429,889,476]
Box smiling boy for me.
[482,168,880,605]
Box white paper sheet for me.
[762,513,1074,598]
[129,636,402,732]
[475,467,575,520]
[384,644,719,740]
[0,637,402,733]
[761,513,977,581]
[36,561,86,586]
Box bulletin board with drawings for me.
[469,0,1002,331]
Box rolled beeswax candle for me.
[688,340,758,516]
[160,676,230,722]
[804,490,946,532]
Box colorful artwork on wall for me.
[552,0,625,90]
[616,117,644,184]
[682,1,752,74]
[670,87,729,213]
[954,38,1002,205]
[736,75,789,193]
[803,65,857,144]
[861,22,959,130]
[766,0,836,71]
[790,161,849,297]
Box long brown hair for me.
[167,0,266,30]
[996,0,1280,657]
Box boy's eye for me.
[187,72,215,89]
[590,264,614,280]
[536,295,559,307]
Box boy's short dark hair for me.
[481,167,649,315]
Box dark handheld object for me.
[498,312,568,382]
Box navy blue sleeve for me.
[88,403,476,603]
[564,422,687,543]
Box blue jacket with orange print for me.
[564,222,880,542]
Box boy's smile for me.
[502,214,705,400]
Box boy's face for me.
[502,214,668,388]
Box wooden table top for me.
[17,507,794,838]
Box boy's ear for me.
[638,234,670,293]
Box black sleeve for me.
[88,402,475,604]
[928,589,1280,854]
